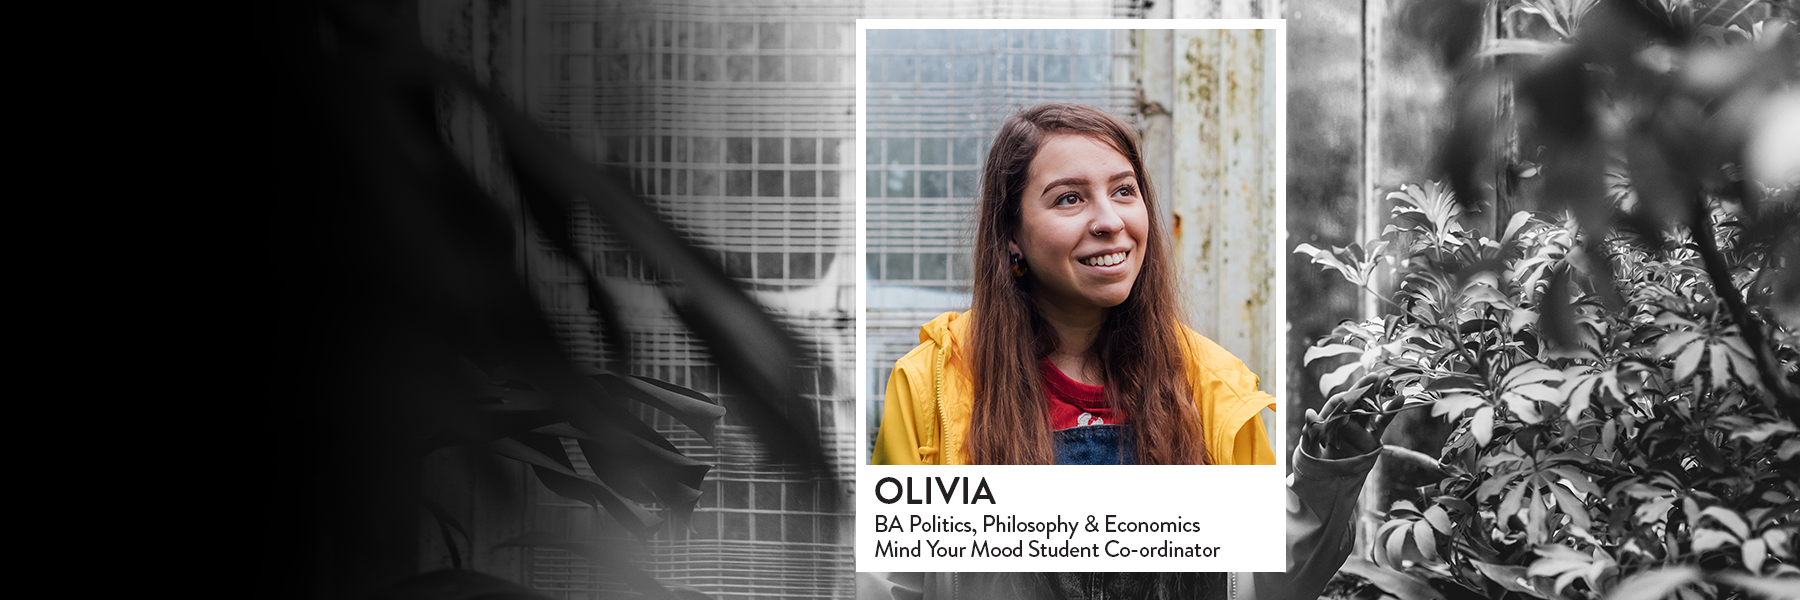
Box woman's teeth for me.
[1082,252,1126,267]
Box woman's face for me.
[1009,133,1149,315]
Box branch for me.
[1382,444,1451,478]
[1689,199,1800,425]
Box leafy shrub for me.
[1298,1,1800,598]
[1300,180,1797,599]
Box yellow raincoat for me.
[872,310,1278,466]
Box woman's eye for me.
[1055,193,1081,206]
[1113,184,1137,198]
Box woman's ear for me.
[1007,240,1021,257]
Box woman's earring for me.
[1010,254,1027,277]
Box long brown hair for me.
[966,103,1207,465]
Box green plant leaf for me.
[1501,476,1532,531]
[1434,392,1487,418]
[1635,496,1675,525]
[1473,405,1496,446]
[1743,538,1767,573]
[1726,344,1761,389]
[1479,464,1529,499]
[1780,439,1800,461]
[487,437,661,535]
[1385,520,1409,568]
[1529,545,1595,595]
[1604,566,1699,600]
[1413,519,1441,563]
[1510,308,1541,334]
[1693,529,1738,553]
[1674,340,1706,382]
[1709,344,1734,391]
[1713,571,1800,600]
[1474,560,1545,598]
[1564,381,1596,423]
[1546,465,1601,496]
[1320,360,1363,396]
[1504,211,1538,242]
[1505,365,1566,387]
[573,434,710,512]
[1764,529,1793,559]
[1730,420,1798,443]
[592,374,725,442]
[1556,570,1587,595]
[1339,557,1447,600]
[1701,506,1751,539]
[1304,343,1363,365]
[1528,486,1550,545]
[1548,480,1593,530]
[1425,504,1454,535]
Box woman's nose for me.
[1089,194,1125,235]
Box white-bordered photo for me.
[856,20,1285,469]
[853,19,1290,578]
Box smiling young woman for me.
[872,102,1275,466]
[864,103,1385,600]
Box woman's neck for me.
[1032,296,1106,385]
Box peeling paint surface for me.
[1165,29,1275,394]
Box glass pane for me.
[693,136,719,163]
[886,253,913,280]
[790,138,816,164]
[721,480,748,508]
[952,169,978,197]
[919,171,947,198]
[757,170,783,196]
[725,23,754,50]
[758,138,784,164]
[919,253,948,280]
[722,512,749,540]
[693,169,719,196]
[790,170,816,197]
[885,137,915,165]
[758,55,785,81]
[759,22,784,50]
[753,481,781,509]
[726,137,753,163]
[920,138,949,165]
[785,515,815,543]
[885,168,913,197]
[952,137,977,165]
[726,55,754,81]
[725,170,752,196]
[757,252,784,279]
[789,252,816,279]
[726,251,754,279]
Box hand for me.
[1303,371,1402,460]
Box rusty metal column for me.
[1170,0,1281,18]
[1355,0,1387,557]
[1168,29,1276,395]
[1138,29,1176,236]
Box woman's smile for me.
[1079,249,1130,267]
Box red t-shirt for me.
[1042,358,1120,429]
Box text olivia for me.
[873,476,996,504]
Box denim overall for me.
[1042,424,1228,599]
[1053,424,1136,465]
